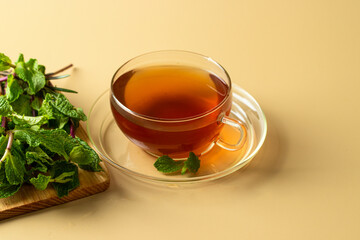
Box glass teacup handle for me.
[216,116,247,151]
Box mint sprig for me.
[0,52,102,199]
[154,152,201,175]
[14,54,46,95]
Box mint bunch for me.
[0,53,102,198]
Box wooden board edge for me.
[0,173,110,221]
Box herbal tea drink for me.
[110,51,246,159]
[112,66,228,119]
[111,65,231,157]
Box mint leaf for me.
[11,94,32,116]
[53,171,75,183]
[31,96,41,111]
[29,171,75,193]
[65,137,102,171]
[0,183,21,198]
[42,92,87,121]
[181,152,200,174]
[154,156,184,173]
[0,96,13,116]
[26,147,53,165]
[6,74,23,103]
[5,154,24,185]
[51,93,86,121]
[69,146,92,165]
[50,160,79,198]
[30,174,51,190]
[14,128,69,159]
[15,55,46,95]
[0,53,12,71]
[0,136,9,183]
[38,64,46,74]
[27,157,47,173]
[5,141,26,185]
[0,135,8,155]
[154,152,201,175]
[0,162,6,184]
[26,147,54,173]
[39,93,69,129]
[12,114,49,128]
[16,53,24,63]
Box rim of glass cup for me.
[110,50,233,123]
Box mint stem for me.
[0,132,13,163]
[0,76,7,82]
[46,64,73,77]
[47,74,70,80]
[46,86,78,93]
[0,81,6,128]
[1,117,6,128]
[70,121,75,138]
[6,131,13,150]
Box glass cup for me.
[110,50,246,159]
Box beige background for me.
[1,0,360,239]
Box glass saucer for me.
[86,84,267,184]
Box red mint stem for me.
[1,117,6,128]
[70,122,75,138]
[0,78,6,130]
[0,76,7,82]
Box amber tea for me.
[110,65,232,158]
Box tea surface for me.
[112,65,228,119]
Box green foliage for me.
[50,160,79,198]
[14,128,70,159]
[29,174,51,190]
[154,152,201,175]
[0,53,102,199]
[0,96,13,116]
[49,93,87,121]
[181,152,200,174]
[0,53,12,71]
[67,137,102,171]
[26,147,54,173]
[10,94,32,116]
[39,92,86,128]
[30,96,41,111]
[5,141,26,185]
[153,155,184,173]
[15,54,46,95]
[12,114,49,128]
[6,74,23,103]
[0,184,21,198]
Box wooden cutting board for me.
[0,126,110,221]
